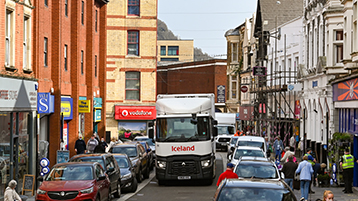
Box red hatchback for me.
[36,162,111,201]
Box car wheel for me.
[136,168,143,183]
[143,165,150,179]
[113,181,121,198]
[130,177,138,192]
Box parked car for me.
[214,179,297,201]
[228,146,266,166]
[109,142,150,183]
[137,141,154,169]
[233,156,281,180]
[133,136,156,158]
[69,153,121,198]
[227,136,239,159]
[112,153,138,193]
[36,162,111,201]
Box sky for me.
[158,0,257,58]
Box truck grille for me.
[47,191,79,200]
[171,161,198,175]
[218,138,230,142]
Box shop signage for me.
[333,77,358,101]
[94,109,101,122]
[115,106,156,120]
[93,97,102,109]
[236,113,240,120]
[239,106,253,120]
[217,85,225,103]
[253,66,267,76]
[0,77,37,111]
[294,100,301,119]
[61,97,73,120]
[37,93,54,114]
[312,80,318,88]
[78,100,91,113]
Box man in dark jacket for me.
[74,134,86,154]
[282,155,298,191]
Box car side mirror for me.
[280,172,285,179]
[106,167,115,173]
[98,174,106,181]
[228,155,232,160]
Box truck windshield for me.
[156,117,210,142]
[217,126,235,135]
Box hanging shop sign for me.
[241,86,248,93]
[333,77,358,101]
[115,106,156,120]
[294,100,301,119]
[78,100,91,113]
[37,93,55,114]
[253,66,267,76]
[94,109,102,122]
[61,97,73,120]
[93,97,102,109]
[239,106,253,121]
[0,77,37,111]
[217,85,225,103]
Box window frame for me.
[65,0,68,17]
[95,55,97,78]
[5,9,13,67]
[95,10,98,32]
[168,46,179,56]
[23,15,31,70]
[44,37,48,67]
[45,0,48,7]
[125,71,140,101]
[231,43,238,62]
[81,50,84,75]
[334,30,344,65]
[127,31,139,56]
[128,0,140,16]
[160,46,166,56]
[81,1,84,25]
[64,45,68,71]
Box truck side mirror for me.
[148,128,154,139]
[212,120,218,125]
[213,127,218,137]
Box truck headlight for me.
[80,187,94,194]
[157,161,166,169]
[201,160,211,168]
[37,189,46,195]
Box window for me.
[45,0,48,7]
[64,45,68,71]
[231,75,237,99]
[65,0,68,16]
[95,55,97,77]
[23,16,30,70]
[95,10,98,32]
[160,58,179,61]
[127,31,139,55]
[81,50,84,74]
[81,1,84,25]
[128,0,139,15]
[125,72,140,100]
[5,10,13,67]
[232,43,238,62]
[334,30,344,64]
[44,37,48,67]
[168,46,179,56]
[160,46,166,56]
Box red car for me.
[36,162,111,201]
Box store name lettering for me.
[0,90,18,100]
[171,145,195,152]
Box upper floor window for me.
[81,1,84,25]
[160,46,166,56]
[45,0,48,7]
[168,46,179,56]
[95,10,98,32]
[64,45,68,71]
[128,0,139,16]
[231,75,237,99]
[5,10,13,67]
[81,50,84,74]
[23,16,30,70]
[334,30,343,64]
[231,43,238,62]
[65,0,68,16]
[95,55,97,78]
[44,37,48,67]
[125,71,140,100]
[128,31,139,56]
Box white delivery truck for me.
[148,94,217,185]
[214,113,236,151]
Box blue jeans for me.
[275,149,281,161]
[300,180,310,200]
[284,178,293,191]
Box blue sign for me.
[236,113,240,120]
[61,97,73,120]
[93,97,102,109]
[94,109,102,122]
[39,157,50,167]
[57,150,70,164]
[217,85,226,103]
[37,93,54,114]
[312,81,318,88]
[40,167,50,176]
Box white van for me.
[235,136,268,156]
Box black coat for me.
[75,139,86,154]
[94,141,105,153]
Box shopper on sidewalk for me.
[4,180,21,201]
[296,155,314,201]
[86,134,98,153]
[281,146,295,163]
[274,136,284,161]
[340,148,358,194]
[282,155,298,190]
[74,134,86,154]
[216,163,238,186]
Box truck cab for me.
[214,113,236,152]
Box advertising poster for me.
[118,121,147,139]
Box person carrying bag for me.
[296,155,314,201]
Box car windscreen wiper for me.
[186,136,199,141]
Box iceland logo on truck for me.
[171,145,195,152]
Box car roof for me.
[238,156,269,162]
[112,141,140,147]
[235,146,263,150]
[53,162,97,167]
[134,136,150,139]
[237,136,265,142]
[70,153,111,160]
[222,179,286,190]
[237,159,274,166]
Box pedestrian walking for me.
[273,136,283,161]
[304,147,316,193]
[4,180,21,201]
[281,146,295,163]
[290,135,296,150]
[101,137,108,151]
[86,134,98,153]
[296,155,314,201]
[94,137,105,153]
[216,163,238,186]
[340,148,358,194]
[282,155,298,191]
[74,134,86,154]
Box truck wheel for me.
[204,179,213,186]
[158,179,165,186]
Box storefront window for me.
[118,121,146,140]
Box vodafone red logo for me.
[115,106,156,120]
[171,145,195,152]
[122,110,129,117]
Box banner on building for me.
[37,93,54,114]
[78,100,91,113]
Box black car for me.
[112,153,138,193]
[110,142,150,183]
[69,153,122,198]
[137,141,154,169]
[214,179,297,201]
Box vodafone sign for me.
[115,106,156,120]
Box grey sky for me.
[158,0,257,58]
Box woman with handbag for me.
[296,155,314,201]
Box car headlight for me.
[156,161,166,169]
[37,189,46,195]
[201,159,211,168]
[80,187,94,194]
[122,173,132,179]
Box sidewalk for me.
[293,185,358,201]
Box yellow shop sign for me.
[78,100,91,113]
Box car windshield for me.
[230,138,238,145]
[217,188,295,201]
[237,141,264,150]
[45,166,93,181]
[234,164,278,179]
[156,117,210,142]
[234,149,265,159]
[112,147,137,157]
[115,157,130,168]
[134,138,154,146]
[73,158,105,169]
[217,126,235,135]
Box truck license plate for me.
[178,176,191,180]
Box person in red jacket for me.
[216,163,238,186]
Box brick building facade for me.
[105,0,157,139]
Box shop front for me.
[332,77,358,187]
[60,97,73,150]
[93,98,103,134]
[78,97,90,136]
[114,106,156,140]
[0,76,37,195]
[37,92,54,159]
